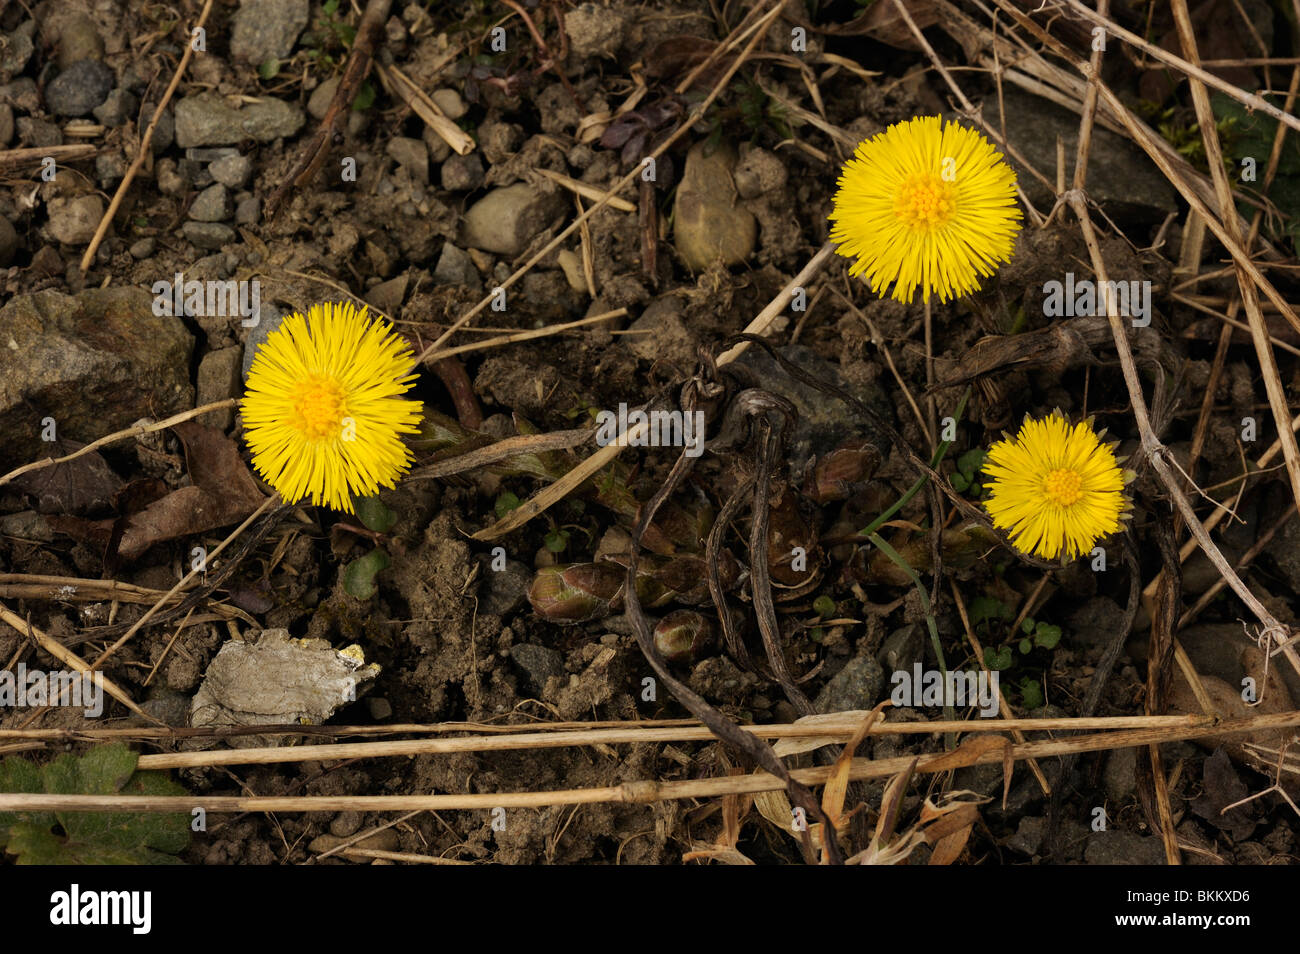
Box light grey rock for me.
[92,88,137,127]
[189,183,233,222]
[46,194,103,245]
[182,221,236,250]
[128,237,155,259]
[174,91,303,147]
[234,196,260,225]
[307,76,339,120]
[0,25,34,76]
[430,88,466,120]
[209,153,252,188]
[386,136,428,183]
[441,152,484,192]
[230,0,310,65]
[17,116,61,148]
[815,654,885,714]
[196,346,243,430]
[673,140,756,271]
[461,183,565,257]
[433,242,481,290]
[564,3,626,59]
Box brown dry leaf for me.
[822,705,886,830]
[819,0,938,50]
[113,422,266,559]
[919,793,987,865]
[14,438,124,515]
[874,759,918,846]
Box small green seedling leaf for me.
[1034,623,1062,650]
[1021,617,1035,634]
[951,472,970,492]
[258,58,281,79]
[352,79,375,111]
[354,495,397,533]
[0,743,190,864]
[343,548,390,600]
[970,595,1012,628]
[1019,679,1044,710]
[494,491,521,520]
[544,528,569,553]
[1019,638,1033,654]
[957,448,986,476]
[984,646,1014,671]
[812,595,836,618]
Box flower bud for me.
[653,609,714,664]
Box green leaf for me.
[343,548,389,599]
[494,491,521,520]
[543,528,569,553]
[950,472,970,492]
[984,646,1014,671]
[812,595,835,618]
[354,495,396,533]
[257,58,281,79]
[351,79,375,111]
[970,595,1012,627]
[1021,617,1035,634]
[323,0,339,12]
[0,743,190,864]
[957,448,986,476]
[1019,679,1044,710]
[1019,638,1032,655]
[1034,624,1062,650]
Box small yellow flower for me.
[241,302,423,512]
[829,116,1022,304]
[981,413,1129,561]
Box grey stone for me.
[430,88,466,120]
[0,215,17,266]
[189,183,233,222]
[234,196,260,226]
[128,237,155,259]
[1083,830,1167,865]
[510,643,565,695]
[983,88,1177,221]
[0,104,11,145]
[145,103,174,153]
[877,623,926,676]
[196,346,243,430]
[366,696,392,720]
[815,654,885,714]
[441,152,485,192]
[242,303,285,379]
[477,555,531,616]
[92,88,137,127]
[17,116,61,148]
[433,243,481,290]
[0,78,39,112]
[386,136,428,183]
[330,811,362,837]
[46,194,103,245]
[461,183,565,257]
[365,274,407,315]
[155,158,190,197]
[174,91,303,147]
[0,511,53,543]
[182,221,235,250]
[186,147,240,162]
[1007,816,1046,856]
[45,59,114,117]
[0,288,194,470]
[230,0,310,65]
[209,153,252,188]
[424,127,451,164]
[0,25,33,76]
[673,140,756,271]
[623,294,691,366]
[95,151,127,186]
[307,76,339,120]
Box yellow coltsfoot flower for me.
[241,301,424,512]
[829,115,1022,304]
[981,412,1131,561]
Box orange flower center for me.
[1043,468,1083,507]
[894,172,957,231]
[291,374,348,441]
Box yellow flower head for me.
[981,413,1129,561]
[829,116,1022,304]
[241,301,424,513]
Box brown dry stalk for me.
[79,0,216,270]
[423,308,627,361]
[0,144,97,172]
[0,603,150,721]
[10,711,1300,814]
